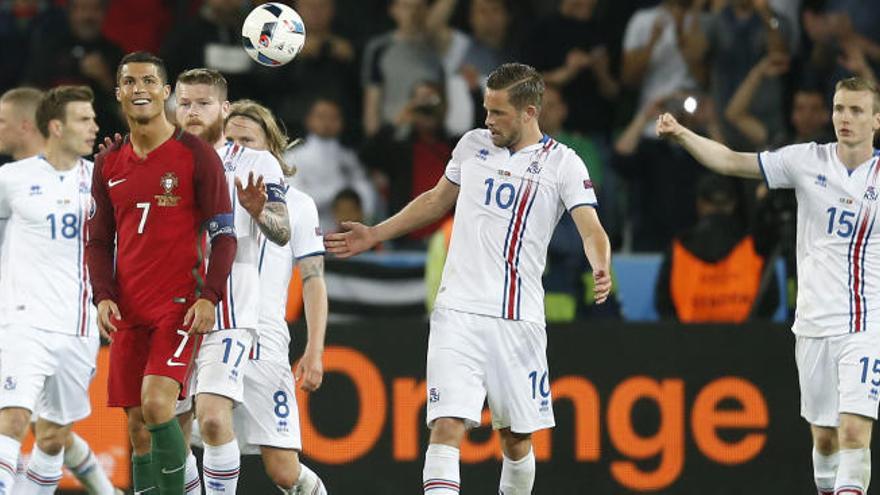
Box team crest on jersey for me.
[79,182,89,194]
[3,377,15,391]
[156,172,180,206]
[527,161,542,174]
[866,186,878,201]
[88,196,97,219]
[815,174,828,187]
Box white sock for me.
[185,451,201,494]
[835,448,871,494]
[499,448,535,495]
[813,448,839,495]
[63,432,116,495]
[15,445,63,495]
[0,435,20,495]
[202,440,239,495]
[283,463,326,494]
[423,443,460,494]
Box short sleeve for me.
[254,151,286,203]
[0,167,11,219]
[289,192,325,260]
[558,150,598,212]
[758,143,810,190]
[623,10,651,51]
[446,130,481,185]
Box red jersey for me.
[86,129,234,322]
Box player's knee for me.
[0,407,31,441]
[430,418,466,447]
[500,430,532,460]
[266,461,299,489]
[35,434,65,456]
[196,410,231,443]
[838,421,871,449]
[141,396,174,426]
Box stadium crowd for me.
[1,0,875,322]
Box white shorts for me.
[796,330,880,427]
[426,308,555,433]
[194,329,254,403]
[233,359,301,455]
[0,325,98,425]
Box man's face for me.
[69,0,105,41]
[297,0,334,32]
[538,88,566,133]
[831,89,880,147]
[0,101,23,156]
[333,197,363,225]
[55,101,98,156]
[560,0,597,21]
[484,88,525,149]
[792,91,829,138]
[176,83,226,145]
[116,62,170,125]
[225,116,268,150]
[305,101,343,139]
[470,0,508,40]
[390,0,427,31]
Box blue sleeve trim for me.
[295,250,325,260]
[757,153,770,187]
[569,203,598,213]
[206,213,235,240]
[444,173,460,186]
[266,182,286,203]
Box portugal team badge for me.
[156,172,180,206]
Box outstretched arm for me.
[656,113,762,179]
[325,175,459,257]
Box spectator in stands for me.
[287,98,377,232]
[522,0,619,136]
[723,51,792,149]
[23,0,124,135]
[462,0,514,79]
[101,0,176,54]
[0,87,44,162]
[361,0,444,137]
[161,0,256,100]
[655,173,778,322]
[706,0,791,151]
[0,0,50,94]
[331,188,365,232]
[621,0,708,139]
[361,80,452,244]
[261,0,359,139]
[803,0,880,85]
[613,92,724,251]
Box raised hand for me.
[97,133,123,153]
[235,171,267,219]
[323,221,377,258]
[655,112,684,139]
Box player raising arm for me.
[85,52,236,495]
[327,63,610,495]
[657,76,880,495]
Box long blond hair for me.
[225,99,297,176]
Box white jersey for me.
[257,184,324,364]
[0,156,97,336]
[435,129,597,324]
[214,142,285,331]
[760,142,880,337]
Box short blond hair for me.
[226,100,295,176]
[835,77,880,113]
[0,87,44,122]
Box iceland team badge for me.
[866,186,878,201]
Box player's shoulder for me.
[768,141,829,163]
[453,128,493,156]
[0,156,43,180]
[221,142,280,172]
[284,181,318,210]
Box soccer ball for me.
[241,3,306,67]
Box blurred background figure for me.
[0,0,50,94]
[287,98,378,233]
[0,87,44,163]
[362,0,443,137]
[655,173,778,322]
[23,0,124,135]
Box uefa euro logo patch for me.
[583,179,593,189]
[429,387,440,403]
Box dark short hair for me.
[35,85,94,138]
[116,51,168,85]
[176,68,228,101]
[333,188,362,209]
[486,63,544,110]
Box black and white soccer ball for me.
[241,3,306,67]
